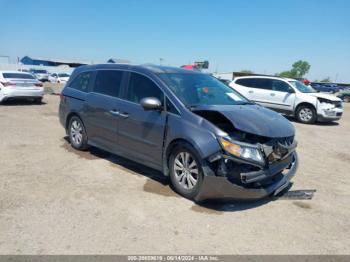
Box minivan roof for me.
[73,63,201,75]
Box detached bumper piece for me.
[194,152,298,202]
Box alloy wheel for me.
[299,108,313,122]
[173,152,199,190]
[70,120,83,146]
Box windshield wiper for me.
[238,101,255,105]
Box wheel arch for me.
[65,112,84,131]
[163,138,202,176]
[295,102,316,114]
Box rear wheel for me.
[343,95,350,103]
[169,143,203,200]
[296,105,316,124]
[68,116,89,150]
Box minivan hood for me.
[192,104,295,138]
[309,92,341,101]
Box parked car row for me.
[2,64,346,201]
[19,69,71,83]
[310,82,350,93]
[48,73,70,83]
[337,89,350,103]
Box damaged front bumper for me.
[194,152,298,202]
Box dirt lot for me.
[0,94,349,255]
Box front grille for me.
[266,136,295,163]
[275,136,294,147]
[331,101,342,108]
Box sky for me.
[0,0,349,82]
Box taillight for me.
[35,82,43,87]
[1,81,16,87]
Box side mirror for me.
[140,97,162,111]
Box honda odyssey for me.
[59,64,298,201]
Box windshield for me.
[58,73,70,77]
[158,73,249,107]
[289,81,316,93]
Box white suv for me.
[230,76,343,124]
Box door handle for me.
[118,112,129,119]
[270,93,276,96]
[109,110,120,116]
[248,90,254,94]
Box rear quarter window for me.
[69,72,92,92]
[253,78,273,90]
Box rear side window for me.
[70,72,92,92]
[126,73,163,104]
[253,78,273,90]
[93,70,123,97]
[236,78,256,88]
[3,73,35,79]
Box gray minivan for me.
[59,64,298,201]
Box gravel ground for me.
[0,95,349,254]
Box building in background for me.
[20,56,89,68]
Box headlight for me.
[318,97,332,104]
[219,137,265,165]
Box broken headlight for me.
[219,137,265,165]
[317,97,332,104]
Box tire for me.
[169,142,204,200]
[343,95,350,103]
[68,116,89,150]
[296,105,317,124]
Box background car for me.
[323,83,342,92]
[337,90,350,102]
[217,78,231,86]
[0,71,44,103]
[230,76,343,124]
[49,73,70,83]
[29,69,50,82]
[310,83,336,93]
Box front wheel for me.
[68,116,89,150]
[169,143,203,200]
[296,105,316,124]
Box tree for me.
[279,70,298,78]
[278,60,311,78]
[320,77,331,83]
[291,60,310,78]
